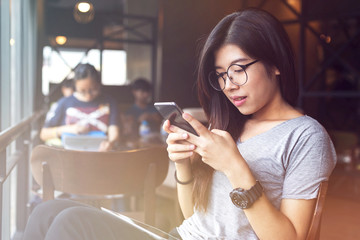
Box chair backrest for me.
[30,145,169,225]
[306,181,329,240]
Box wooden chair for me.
[30,145,169,226]
[306,181,329,240]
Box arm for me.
[163,120,195,219]
[226,157,316,240]
[175,159,195,218]
[40,124,89,141]
[108,125,120,144]
[40,127,61,141]
[98,125,120,151]
[181,113,321,240]
[98,98,120,151]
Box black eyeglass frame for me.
[208,60,259,91]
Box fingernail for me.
[182,133,188,139]
[169,125,175,131]
[183,113,191,120]
[189,144,195,150]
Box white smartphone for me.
[154,102,199,136]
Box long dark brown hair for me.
[192,8,298,211]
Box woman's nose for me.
[224,75,239,90]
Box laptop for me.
[62,134,107,151]
[101,207,180,240]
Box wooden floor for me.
[320,169,360,240]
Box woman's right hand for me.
[163,119,196,218]
[163,120,196,164]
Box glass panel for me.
[1,0,11,131]
[10,167,17,237]
[101,50,127,85]
[42,47,86,95]
[43,47,128,93]
[83,49,100,70]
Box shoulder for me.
[276,115,335,156]
[284,115,328,137]
[58,95,78,105]
[54,96,75,109]
[284,116,336,159]
[282,117,336,176]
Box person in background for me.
[60,78,75,97]
[40,63,120,151]
[121,78,162,145]
[24,8,336,239]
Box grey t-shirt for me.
[177,115,336,240]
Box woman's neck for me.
[251,95,302,122]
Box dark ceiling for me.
[45,0,124,12]
[44,0,127,46]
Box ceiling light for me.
[320,34,331,44]
[55,36,67,45]
[73,1,94,24]
[78,2,91,13]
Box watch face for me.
[230,181,263,209]
[239,200,249,209]
[230,193,249,209]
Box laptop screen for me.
[62,135,107,151]
[101,207,180,240]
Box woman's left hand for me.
[180,113,244,174]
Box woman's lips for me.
[232,96,247,107]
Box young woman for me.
[164,8,336,239]
[40,63,120,151]
[24,8,336,240]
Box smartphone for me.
[154,102,199,136]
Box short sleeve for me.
[282,130,337,199]
[43,98,66,128]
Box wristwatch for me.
[229,180,263,209]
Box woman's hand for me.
[163,119,195,164]
[179,113,243,174]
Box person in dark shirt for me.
[122,78,162,144]
[40,63,120,151]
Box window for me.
[42,47,127,95]
[101,49,127,85]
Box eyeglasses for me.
[208,60,259,91]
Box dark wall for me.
[158,0,245,108]
[157,0,360,133]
